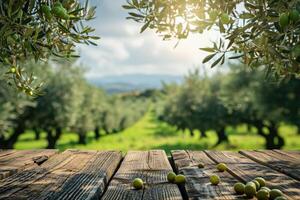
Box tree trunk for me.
[0,134,5,147]
[255,122,284,149]
[46,127,62,149]
[34,128,40,140]
[78,132,86,145]
[103,126,110,135]
[112,129,118,134]
[189,128,194,137]
[94,127,100,140]
[265,123,284,149]
[214,127,228,146]
[46,130,55,149]
[1,124,25,149]
[247,124,252,133]
[199,129,207,139]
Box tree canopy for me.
[0,0,98,94]
[124,0,300,78]
[0,61,149,149]
[157,66,300,149]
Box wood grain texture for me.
[0,150,122,200]
[240,150,300,181]
[273,150,300,160]
[206,151,300,200]
[0,150,58,180]
[171,150,243,200]
[102,150,182,200]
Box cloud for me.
[78,0,223,79]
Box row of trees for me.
[158,66,300,149]
[0,61,148,149]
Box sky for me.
[78,0,222,79]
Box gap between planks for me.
[171,150,243,200]
[101,150,183,200]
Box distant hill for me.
[87,74,183,93]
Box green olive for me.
[10,66,16,73]
[210,174,220,185]
[244,182,256,198]
[233,182,245,195]
[279,13,289,29]
[257,189,270,200]
[41,5,52,20]
[167,172,176,183]
[174,174,186,184]
[52,6,69,20]
[292,45,300,58]
[132,178,144,190]
[255,177,266,187]
[220,13,230,24]
[290,10,300,23]
[209,10,218,20]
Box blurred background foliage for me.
[1,0,300,152]
[0,60,149,149]
[1,61,300,151]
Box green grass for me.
[15,111,300,154]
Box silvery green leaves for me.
[123,0,300,78]
[0,0,99,95]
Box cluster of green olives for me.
[167,172,186,184]
[234,177,286,200]
[133,162,286,200]
[41,2,69,20]
[279,10,300,29]
[132,172,186,190]
[208,163,228,185]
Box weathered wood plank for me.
[0,150,16,158]
[102,150,182,200]
[240,150,300,181]
[0,150,58,180]
[273,150,300,160]
[0,150,122,200]
[206,151,300,200]
[171,150,243,200]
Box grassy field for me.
[15,111,300,154]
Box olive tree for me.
[0,77,35,148]
[160,70,232,144]
[90,89,106,140]
[124,0,300,78]
[33,66,84,148]
[0,0,98,94]
[73,84,100,144]
[221,67,300,149]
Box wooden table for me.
[0,149,299,200]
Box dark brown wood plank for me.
[0,150,122,200]
[206,150,300,200]
[240,150,300,181]
[171,150,243,200]
[102,150,182,200]
[0,149,58,180]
